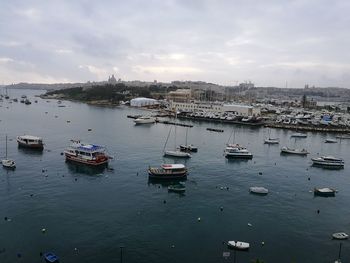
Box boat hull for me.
[164,151,191,158]
[17,141,44,150]
[225,153,253,159]
[148,172,187,180]
[65,153,109,166]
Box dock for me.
[265,122,350,133]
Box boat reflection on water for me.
[17,146,44,156]
[65,161,109,176]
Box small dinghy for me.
[44,252,59,263]
[325,138,338,143]
[249,187,268,195]
[227,241,250,250]
[332,232,349,240]
[168,183,186,193]
[314,187,336,197]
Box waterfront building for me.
[170,101,260,116]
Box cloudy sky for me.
[0,0,349,88]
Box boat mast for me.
[185,127,188,146]
[5,134,7,158]
[174,126,177,150]
[226,129,234,145]
[163,127,172,153]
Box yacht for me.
[311,156,344,168]
[325,138,337,143]
[314,187,336,197]
[134,116,156,124]
[281,146,309,155]
[224,144,253,159]
[17,135,44,150]
[64,140,110,166]
[148,164,187,179]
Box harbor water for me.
[0,89,349,263]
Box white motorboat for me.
[291,132,307,138]
[148,164,187,179]
[311,156,344,168]
[249,187,268,195]
[134,116,156,124]
[224,144,253,159]
[332,232,349,240]
[281,146,309,155]
[2,135,16,169]
[314,187,336,197]
[227,241,250,250]
[325,138,338,143]
[264,138,279,144]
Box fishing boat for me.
[280,146,309,155]
[179,128,198,152]
[134,116,156,124]
[148,164,187,179]
[325,138,338,143]
[227,241,250,250]
[163,127,191,158]
[43,252,59,263]
[291,132,307,138]
[64,140,110,166]
[311,156,344,168]
[314,187,336,197]
[332,233,349,240]
[249,187,268,195]
[168,182,186,192]
[17,135,44,150]
[2,135,16,169]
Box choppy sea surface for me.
[0,89,349,263]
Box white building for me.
[170,101,260,116]
[130,97,159,107]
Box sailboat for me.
[179,127,198,152]
[2,135,16,169]
[224,129,253,159]
[264,128,279,144]
[163,127,191,158]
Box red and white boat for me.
[64,140,110,166]
[17,135,44,150]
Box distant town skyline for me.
[1,0,350,88]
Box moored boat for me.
[325,138,338,143]
[311,156,344,168]
[224,144,253,159]
[314,187,336,197]
[17,135,44,150]
[168,182,186,192]
[2,135,16,169]
[227,241,250,250]
[179,144,198,152]
[164,150,191,158]
[264,138,279,144]
[134,116,156,124]
[148,164,187,179]
[44,252,59,263]
[280,146,309,155]
[332,232,349,240]
[291,132,307,138]
[64,140,110,166]
[249,186,268,195]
